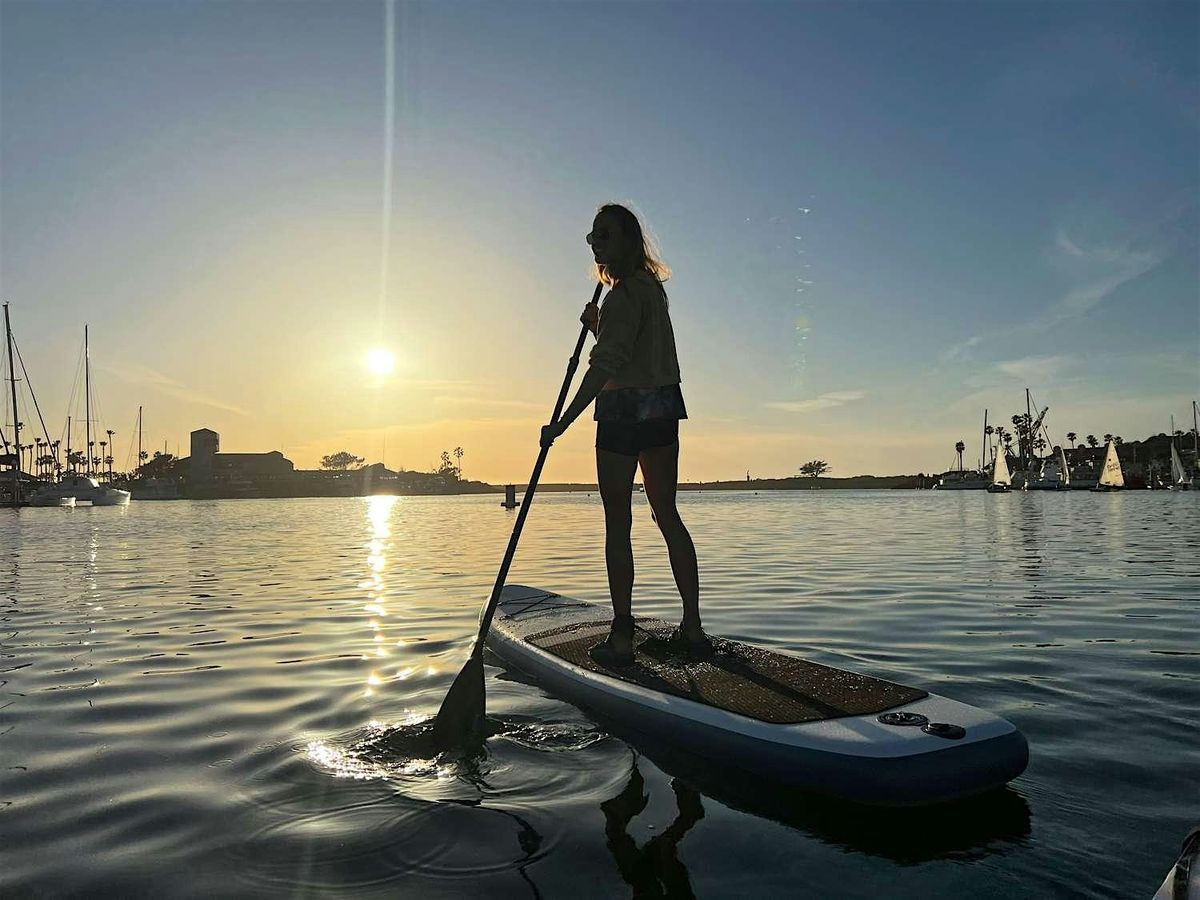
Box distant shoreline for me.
[531,474,924,492]
[170,474,927,500]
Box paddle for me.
[429,282,604,750]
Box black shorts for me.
[595,418,679,457]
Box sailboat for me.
[1090,441,1124,492]
[987,445,1011,493]
[3,303,75,507]
[3,303,31,507]
[1169,443,1192,491]
[36,326,129,506]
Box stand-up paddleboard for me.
[1154,827,1200,900]
[486,585,1029,807]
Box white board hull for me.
[487,585,1029,807]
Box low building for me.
[185,428,294,484]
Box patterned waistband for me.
[594,383,688,424]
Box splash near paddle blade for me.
[429,653,486,751]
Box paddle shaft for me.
[469,282,604,657]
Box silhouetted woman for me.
[541,204,707,665]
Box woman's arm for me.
[541,364,609,446]
[540,283,640,447]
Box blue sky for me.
[1,0,1196,480]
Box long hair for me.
[594,203,671,288]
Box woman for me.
[540,204,708,665]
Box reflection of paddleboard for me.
[487,586,1029,807]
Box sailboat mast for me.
[137,406,143,477]
[4,304,22,505]
[84,326,92,476]
[982,409,989,471]
[66,415,72,474]
[1025,388,1032,471]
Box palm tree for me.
[1103,433,1113,446]
[1113,436,1123,446]
[99,441,107,481]
[1066,432,1077,449]
[1087,434,1098,448]
[34,438,44,477]
[453,446,464,478]
[955,440,966,471]
[137,449,148,477]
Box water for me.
[2,491,1197,898]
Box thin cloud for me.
[995,354,1074,384]
[433,395,545,410]
[1037,229,1164,328]
[101,362,250,416]
[937,216,1176,368]
[766,390,866,413]
[941,335,982,366]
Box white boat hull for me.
[30,494,76,508]
[91,488,131,506]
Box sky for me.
[1,0,1196,482]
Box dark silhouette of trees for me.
[321,451,365,471]
[140,451,184,479]
[799,460,830,478]
[437,450,461,480]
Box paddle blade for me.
[429,653,486,751]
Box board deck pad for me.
[525,618,927,725]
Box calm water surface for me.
[2,491,1197,898]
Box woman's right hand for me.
[580,301,599,334]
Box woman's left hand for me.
[540,421,566,448]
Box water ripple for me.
[1,492,1197,897]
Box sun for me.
[366,348,395,377]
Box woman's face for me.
[586,213,631,269]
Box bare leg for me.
[597,447,639,651]
[638,440,702,638]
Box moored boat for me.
[37,474,130,506]
[29,491,76,508]
[935,469,988,490]
[1027,448,1071,491]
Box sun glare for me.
[366,348,395,377]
